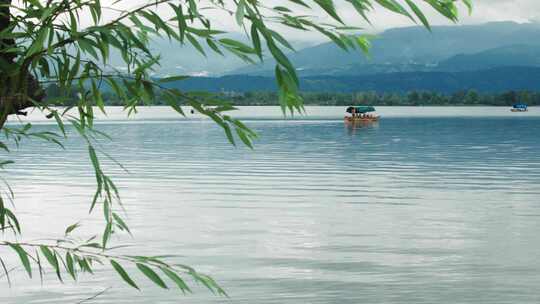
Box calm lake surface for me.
[2,106,540,303]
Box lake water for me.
[2,106,540,303]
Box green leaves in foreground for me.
[0,0,470,298]
[1,241,224,295]
[8,244,32,278]
[109,257,226,294]
[110,260,139,290]
[110,256,225,295]
[136,263,168,289]
[2,0,470,133]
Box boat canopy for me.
[513,103,528,109]
[346,106,375,114]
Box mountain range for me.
[145,21,540,93]
[230,21,540,77]
[166,67,540,94]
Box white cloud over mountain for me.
[94,1,539,43]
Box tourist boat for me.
[511,103,528,112]
[344,106,380,123]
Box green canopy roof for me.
[346,106,376,114]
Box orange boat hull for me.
[344,116,380,123]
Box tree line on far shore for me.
[45,84,540,107]
[224,90,540,106]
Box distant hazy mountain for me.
[107,35,315,77]
[438,44,540,71]
[108,21,540,77]
[230,21,540,76]
[166,67,540,94]
[114,21,540,94]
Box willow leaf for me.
[137,263,168,289]
[110,260,139,290]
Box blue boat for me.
[511,103,528,112]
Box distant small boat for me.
[511,103,528,112]
[345,106,380,123]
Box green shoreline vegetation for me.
[45,85,540,107]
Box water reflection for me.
[345,120,380,135]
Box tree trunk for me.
[0,0,45,128]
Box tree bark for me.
[0,0,45,128]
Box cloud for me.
[337,0,539,32]
[465,0,540,23]
[95,0,540,43]
[245,1,540,43]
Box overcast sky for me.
[98,0,539,43]
[362,0,539,29]
[283,0,540,42]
